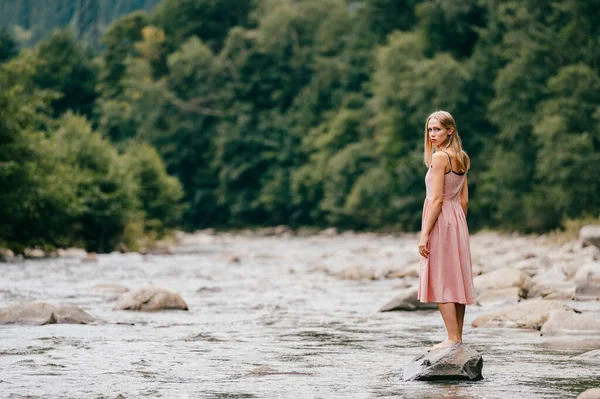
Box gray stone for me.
[0,247,15,261]
[473,267,532,295]
[573,349,600,363]
[577,388,600,399]
[379,285,438,312]
[476,287,523,306]
[472,299,575,330]
[574,262,600,300]
[541,310,600,335]
[89,284,129,295]
[114,286,188,311]
[403,343,483,381]
[0,303,101,325]
[581,225,600,249]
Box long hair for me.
[423,110,470,173]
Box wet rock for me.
[140,245,174,255]
[476,287,523,306]
[574,262,600,300]
[0,303,101,325]
[577,388,600,399]
[89,284,129,294]
[384,263,420,279]
[118,243,130,253]
[0,247,14,262]
[403,343,483,381]
[528,266,576,299]
[581,225,600,249]
[52,306,99,324]
[82,253,98,263]
[379,285,438,312]
[472,299,575,330]
[56,248,87,259]
[319,227,338,237]
[336,265,379,281]
[114,286,188,311]
[24,248,45,258]
[473,267,532,295]
[541,310,600,335]
[573,349,600,363]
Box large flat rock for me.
[0,303,101,325]
[379,285,438,312]
[114,286,188,311]
[541,310,600,335]
[403,343,483,381]
[472,299,575,330]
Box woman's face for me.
[427,117,453,147]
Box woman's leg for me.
[455,303,466,341]
[429,302,461,351]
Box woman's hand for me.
[418,233,430,258]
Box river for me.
[0,232,598,398]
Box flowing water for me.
[0,233,598,398]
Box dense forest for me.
[0,0,162,45]
[1,0,599,253]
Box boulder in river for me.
[403,343,483,381]
[472,299,575,330]
[0,303,101,325]
[379,285,438,312]
[114,286,188,311]
[89,284,129,295]
[0,247,15,262]
[574,262,600,300]
[476,287,522,306]
[336,265,379,280]
[540,310,600,335]
[473,267,532,295]
[577,388,600,399]
[573,349,600,363]
[580,225,600,249]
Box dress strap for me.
[439,150,453,173]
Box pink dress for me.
[417,153,476,304]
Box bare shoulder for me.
[431,151,448,163]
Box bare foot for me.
[427,339,460,352]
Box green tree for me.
[0,27,18,63]
[32,30,98,117]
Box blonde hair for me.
[423,110,470,173]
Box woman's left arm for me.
[418,153,446,258]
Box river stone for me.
[336,265,379,280]
[472,299,575,330]
[473,267,532,295]
[0,303,100,325]
[574,349,600,363]
[114,286,188,311]
[403,343,483,381]
[540,310,600,335]
[577,388,600,399]
[56,248,87,259]
[476,287,522,305]
[379,285,438,312]
[0,247,15,261]
[574,262,600,300]
[581,225,600,249]
[89,284,129,294]
[384,262,420,279]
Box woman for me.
[417,110,476,352]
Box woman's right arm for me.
[459,175,469,216]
